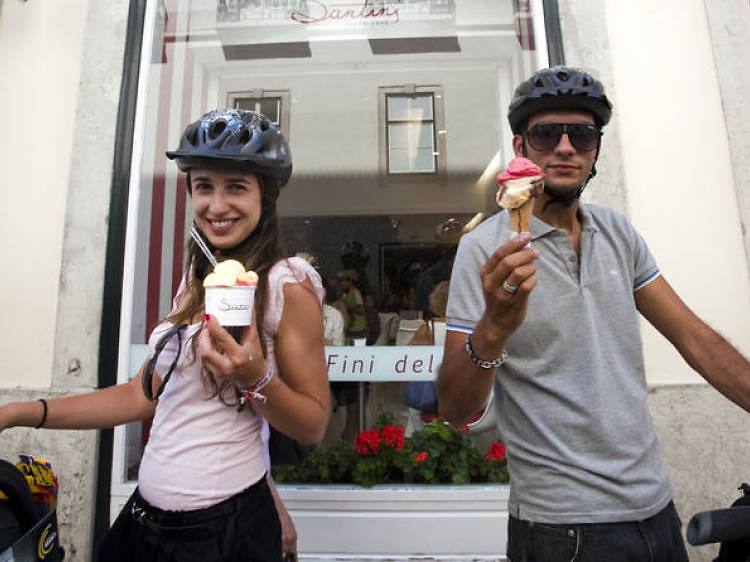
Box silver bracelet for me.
[465,333,508,369]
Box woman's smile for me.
[190,168,262,249]
[206,217,240,234]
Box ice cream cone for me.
[497,157,545,236]
[508,197,534,234]
[518,197,534,233]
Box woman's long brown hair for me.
[166,170,285,408]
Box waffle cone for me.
[509,198,534,233]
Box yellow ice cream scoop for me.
[213,259,246,278]
[203,260,257,287]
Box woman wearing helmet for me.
[0,109,330,561]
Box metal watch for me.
[465,333,508,369]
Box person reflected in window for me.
[403,281,449,426]
[415,219,462,320]
[383,276,411,313]
[324,277,349,335]
[364,294,381,346]
[322,277,345,346]
[337,269,366,341]
[329,272,367,441]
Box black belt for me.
[130,476,268,535]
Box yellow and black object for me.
[0,456,63,561]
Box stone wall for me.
[650,384,750,562]
[0,2,129,560]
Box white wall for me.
[0,0,89,387]
[604,0,750,384]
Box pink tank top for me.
[138,257,323,511]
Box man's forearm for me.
[437,327,508,425]
[681,322,750,413]
[437,350,495,424]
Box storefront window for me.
[113,0,548,498]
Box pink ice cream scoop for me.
[496,157,545,233]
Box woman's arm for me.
[0,360,159,432]
[199,280,331,444]
[267,474,298,556]
[255,280,330,443]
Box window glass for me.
[388,95,434,121]
[234,97,282,124]
[117,0,546,487]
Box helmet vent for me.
[208,120,227,139]
[534,78,544,87]
[185,123,199,146]
[238,128,251,145]
[557,70,569,80]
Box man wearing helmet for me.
[437,66,750,560]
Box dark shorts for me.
[97,476,281,562]
[507,500,689,562]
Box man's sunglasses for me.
[525,123,602,152]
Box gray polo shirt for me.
[446,204,672,524]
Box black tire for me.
[0,459,37,535]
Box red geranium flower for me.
[485,441,506,461]
[355,429,381,455]
[381,425,405,450]
[414,451,428,463]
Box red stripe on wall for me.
[145,0,179,340]
[172,178,188,297]
[525,14,535,51]
[172,28,194,298]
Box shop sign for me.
[292,0,403,25]
[129,344,441,382]
[218,0,455,26]
[326,345,442,381]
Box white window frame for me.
[227,89,291,138]
[378,84,446,179]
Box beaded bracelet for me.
[240,367,275,404]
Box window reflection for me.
[121,0,542,483]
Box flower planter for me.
[278,483,510,560]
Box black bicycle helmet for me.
[166,109,293,186]
[508,66,612,134]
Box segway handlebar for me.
[687,505,750,546]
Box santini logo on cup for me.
[203,260,258,326]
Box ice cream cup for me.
[204,285,255,326]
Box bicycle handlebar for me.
[687,505,750,546]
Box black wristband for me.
[35,398,48,429]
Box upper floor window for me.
[228,89,291,137]
[379,85,445,176]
